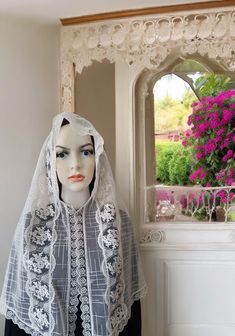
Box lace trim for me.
[5,309,42,336]
[23,203,57,334]
[96,203,127,334]
[113,286,148,336]
[67,206,92,336]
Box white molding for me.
[61,9,235,111]
[140,223,235,249]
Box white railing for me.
[145,185,235,223]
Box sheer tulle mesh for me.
[0,112,147,336]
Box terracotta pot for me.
[216,206,225,222]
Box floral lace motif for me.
[35,203,55,221]
[31,306,50,331]
[31,226,52,246]
[102,227,120,250]
[67,207,91,336]
[110,304,126,330]
[29,280,49,302]
[99,203,116,223]
[110,281,124,304]
[106,255,122,277]
[26,252,50,274]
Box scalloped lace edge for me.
[3,308,43,336]
[112,286,148,336]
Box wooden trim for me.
[60,0,235,25]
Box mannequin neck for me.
[61,187,90,210]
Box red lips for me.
[68,174,85,182]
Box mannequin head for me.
[56,122,95,195]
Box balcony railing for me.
[145,185,235,223]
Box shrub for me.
[156,141,191,185]
[168,147,192,185]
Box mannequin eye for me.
[81,149,94,156]
[56,151,69,159]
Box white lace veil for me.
[0,112,147,336]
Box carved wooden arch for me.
[61,8,235,112]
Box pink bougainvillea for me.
[182,90,235,189]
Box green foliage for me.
[168,147,192,185]
[181,90,197,110]
[156,141,192,185]
[154,90,197,132]
[156,142,177,184]
[195,73,234,98]
[192,207,208,221]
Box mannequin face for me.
[56,124,95,193]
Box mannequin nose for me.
[71,154,81,169]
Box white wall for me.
[0,16,60,332]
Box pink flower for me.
[225,178,234,185]
[220,138,229,149]
[214,136,222,144]
[194,131,200,139]
[217,129,224,136]
[229,192,235,200]
[221,198,228,204]
[217,190,226,199]
[182,139,187,147]
[222,150,233,162]
[189,167,206,182]
[228,168,234,177]
[204,142,216,154]
[195,145,202,151]
[189,172,198,182]
[222,109,233,122]
[196,152,203,160]
[187,116,192,126]
[200,172,207,179]
[185,129,191,137]
[197,122,209,133]
[210,119,219,129]
[227,149,233,157]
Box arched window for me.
[135,58,235,225]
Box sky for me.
[153,74,195,100]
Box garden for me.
[153,72,235,223]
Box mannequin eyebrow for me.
[80,143,93,149]
[56,143,93,150]
[56,146,69,150]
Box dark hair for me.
[57,118,96,199]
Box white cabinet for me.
[140,223,235,336]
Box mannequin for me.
[1,113,146,336]
[56,122,95,209]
